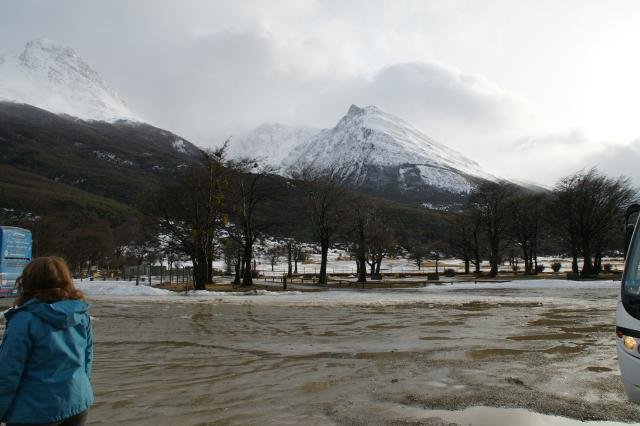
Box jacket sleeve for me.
[0,313,32,421]
[85,316,93,380]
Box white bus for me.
[617,204,640,401]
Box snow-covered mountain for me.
[228,123,320,167]
[233,104,496,203]
[0,38,136,122]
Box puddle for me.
[468,345,585,359]
[458,302,495,311]
[586,366,614,372]
[420,336,452,340]
[507,332,584,341]
[419,406,630,426]
[562,325,613,333]
[528,318,574,327]
[366,323,407,330]
[422,320,465,326]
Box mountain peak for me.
[0,39,137,122]
[347,104,364,116]
[346,104,386,118]
[23,37,73,53]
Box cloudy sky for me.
[2,0,640,185]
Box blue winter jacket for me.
[0,298,93,423]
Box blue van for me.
[0,226,32,297]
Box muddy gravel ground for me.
[1,282,639,425]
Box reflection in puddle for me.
[507,332,583,340]
[422,406,629,426]
[468,345,585,358]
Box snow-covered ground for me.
[76,278,620,309]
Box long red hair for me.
[14,257,84,306]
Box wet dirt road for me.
[2,282,639,425]
[81,283,640,425]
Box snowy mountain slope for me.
[0,38,136,122]
[228,123,320,168]
[232,105,496,203]
[284,105,494,183]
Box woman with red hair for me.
[0,256,93,425]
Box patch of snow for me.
[172,138,187,154]
[76,279,619,311]
[76,280,172,297]
[75,280,303,298]
[92,150,135,166]
[399,164,474,194]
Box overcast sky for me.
[2,0,640,185]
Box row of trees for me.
[13,154,635,286]
[449,168,635,277]
[155,152,406,288]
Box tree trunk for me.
[319,240,329,285]
[234,258,241,285]
[193,253,208,290]
[572,250,579,273]
[489,252,498,277]
[473,230,481,273]
[357,257,367,283]
[136,263,140,286]
[242,240,253,286]
[521,242,530,274]
[581,250,593,277]
[287,243,293,278]
[464,257,470,274]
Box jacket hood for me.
[6,299,88,329]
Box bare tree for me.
[509,190,548,274]
[285,239,304,278]
[469,181,518,277]
[227,160,275,287]
[446,212,480,274]
[155,148,228,290]
[298,168,349,285]
[408,243,429,271]
[350,201,372,283]
[550,168,636,276]
[292,243,306,275]
[364,209,395,279]
[267,244,284,272]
